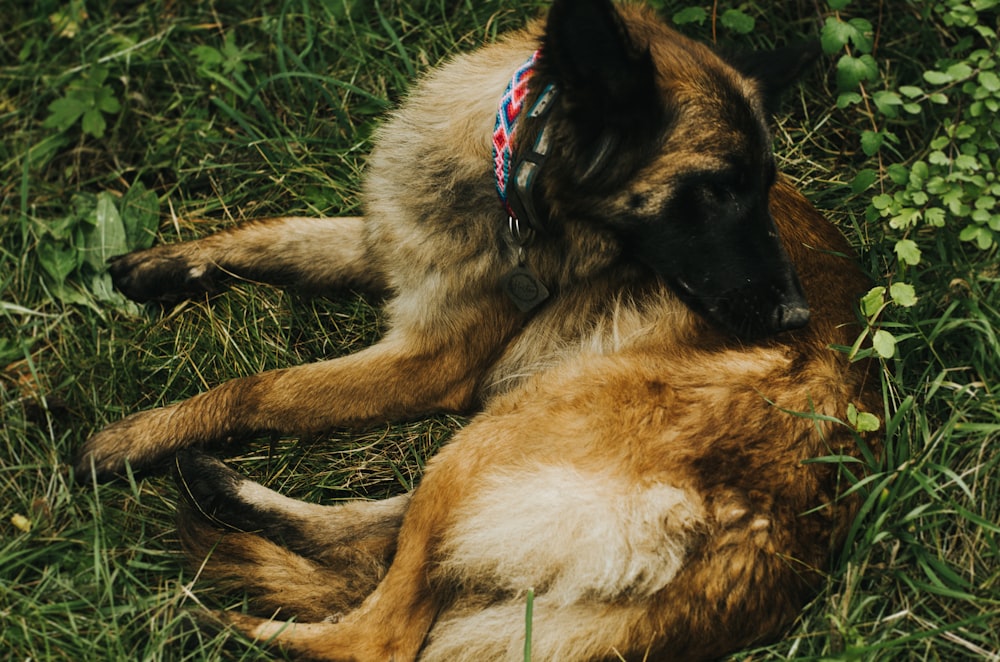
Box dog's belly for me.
[434,462,705,603]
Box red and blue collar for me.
[492,50,558,236]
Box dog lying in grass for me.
[79,0,880,659]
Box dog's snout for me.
[773,303,810,332]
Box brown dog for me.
[80,0,879,659]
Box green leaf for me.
[720,9,754,34]
[120,183,161,250]
[828,0,852,10]
[979,70,1000,92]
[945,62,973,80]
[93,85,120,114]
[836,54,878,91]
[889,207,920,229]
[81,108,107,138]
[850,169,878,194]
[44,212,82,242]
[848,402,881,432]
[925,207,946,227]
[90,271,114,300]
[929,150,950,166]
[873,90,903,117]
[890,282,919,307]
[861,130,884,156]
[88,64,110,86]
[846,18,874,52]
[887,163,909,186]
[975,195,996,210]
[43,95,87,131]
[821,18,855,54]
[191,44,224,68]
[959,225,994,249]
[954,154,979,170]
[846,402,858,425]
[923,70,952,85]
[899,85,924,98]
[37,239,79,285]
[955,123,976,141]
[894,239,922,266]
[872,329,897,358]
[855,411,880,432]
[872,193,894,210]
[926,177,949,195]
[80,193,129,270]
[861,286,886,317]
[672,6,707,25]
[837,91,863,108]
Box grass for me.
[1,0,998,660]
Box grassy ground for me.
[1,1,998,660]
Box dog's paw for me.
[173,449,260,532]
[75,408,179,482]
[109,247,221,303]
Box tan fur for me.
[83,2,880,660]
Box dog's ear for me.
[540,0,663,184]
[727,41,822,114]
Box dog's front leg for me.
[76,330,496,481]
[109,216,387,301]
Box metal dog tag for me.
[502,266,549,312]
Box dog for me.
[78,0,880,659]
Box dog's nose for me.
[773,303,810,331]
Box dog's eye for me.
[700,183,736,205]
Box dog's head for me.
[522,0,819,340]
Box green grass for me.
[2,0,998,660]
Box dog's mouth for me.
[673,276,697,299]
[669,276,810,340]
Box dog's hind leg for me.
[179,518,387,622]
[109,216,386,302]
[174,449,408,564]
[192,515,442,660]
[175,451,408,621]
[214,442,486,662]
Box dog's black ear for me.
[540,0,663,183]
[727,41,822,114]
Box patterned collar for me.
[491,51,558,234]
[493,51,539,216]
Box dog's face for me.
[527,0,817,340]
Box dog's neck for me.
[492,51,558,240]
